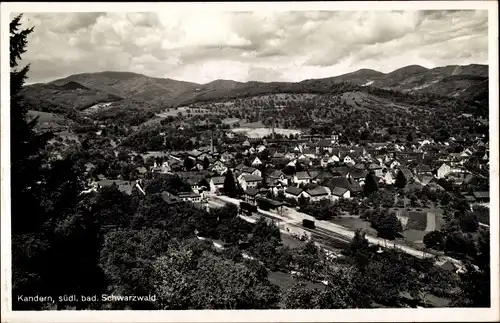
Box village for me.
[82,125,490,272]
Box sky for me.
[15,10,489,84]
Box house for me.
[239,174,263,191]
[294,171,311,185]
[325,178,362,196]
[415,174,434,186]
[437,163,452,178]
[245,187,267,205]
[256,145,266,153]
[414,164,433,176]
[187,149,208,161]
[304,186,331,202]
[95,179,136,195]
[251,156,263,167]
[211,160,228,175]
[331,187,350,201]
[308,170,320,182]
[210,176,225,193]
[285,152,297,160]
[343,155,354,165]
[473,191,490,203]
[177,191,202,203]
[302,148,317,159]
[381,170,395,185]
[398,167,414,182]
[284,186,305,200]
[386,159,401,169]
[161,191,181,205]
[348,169,368,185]
[316,139,337,153]
[269,170,288,185]
[330,167,351,178]
[240,166,262,178]
[313,170,334,183]
[242,140,251,147]
[368,163,384,177]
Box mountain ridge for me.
[22,63,488,111]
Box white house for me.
[386,160,401,169]
[284,186,305,201]
[240,166,262,178]
[437,163,452,179]
[304,186,331,202]
[294,171,311,185]
[331,187,351,201]
[211,160,228,175]
[239,174,263,191]
[381,171,395,185]
[177,191,202,203]
[210,176,225,193]
[343,155,355,165]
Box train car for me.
[302,218,316,229]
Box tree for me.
[202,156,210,170]
[370,210,402,240]
[394,170,407,189]
[152,242,280,309]
[281,282,319,309]
[223,169,237,197]
[363,172,379,196]
[183,156,194,171]
[345,229,371,268]
[423,230,443,249]
[406,132,414,142]
[10,14,52,234]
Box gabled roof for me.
[177,191,201,198]
[349,169,368,179]
[295,171,311,180]
[473,191,489,199]
[331,187,349,197]
[308,170,320,180]
[188,149,205,157]
[329,167,351,177]
[245,187,260,197]
[269,170,285,178]
[211,176,225,185]
[315,170,334,180]
[241,166,258,174]
[368,163,382,170]
[325,178,361,193]
[399,167,414,180]
[285,186,304,196]
[306,186,329,197]
[243,174,263,182]
[354,163,366,170]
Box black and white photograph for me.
[1,1,498,322]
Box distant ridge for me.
[23,63,488,109]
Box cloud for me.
[15,10,488,84]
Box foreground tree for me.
[152,242,281,309]
[223,169,237,197]
[394,170,407,189]
[363,172,379,196]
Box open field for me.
[82,102,113,115]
